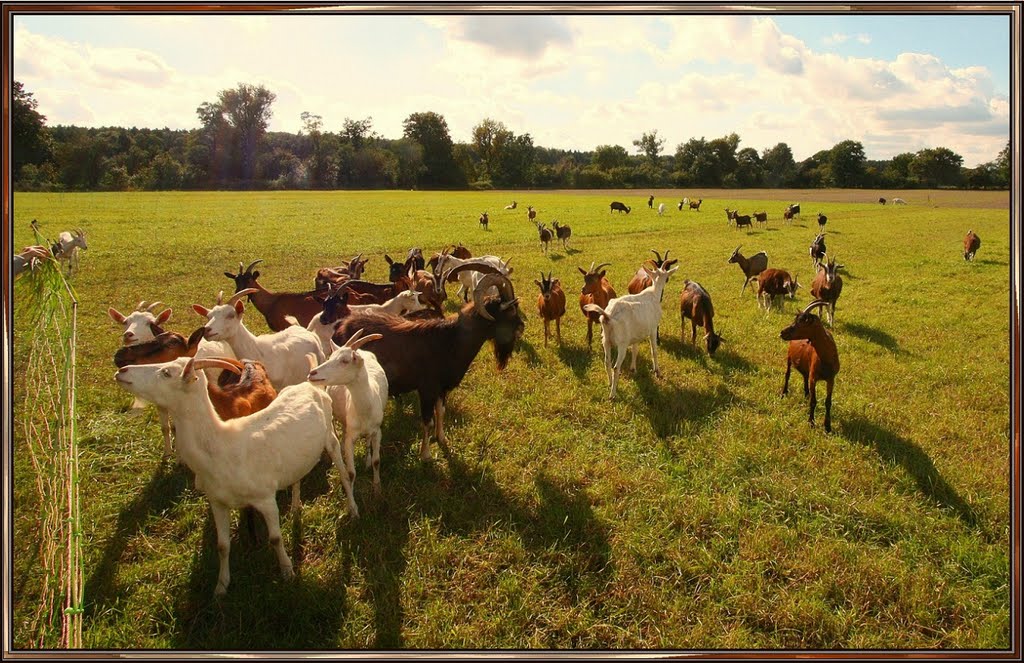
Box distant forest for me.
[13,81,1011,193]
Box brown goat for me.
[753,211,768,227]
[203,357,278,420]
[679,280,723,355]
[781,300,840,432]
[314,254,369,292]
[782,208,795,225]
[427,244,473,277]
[809,255,843,326]
[757,268,801,312]
[733,212,753,230]
[688,198,702,211]
[535,272,566,346]
[627,249,677,295]
[578,261,616,347]
[551,221,571,250]
[536,222,553,254]
[728,246,769,295]
[528,206,537,222]
[964,230,981,261]
[225,260,322,331]
[479,212,489,230]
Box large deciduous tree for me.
[197,83,276,185]
[402,111,463,187]
[827,140,866,187]
[909,147,963,187]
[12,81,52,178]
[632,130,665,165]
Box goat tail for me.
[283,315,300,327]
[582,303,609,322]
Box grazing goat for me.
[225,260,322,331]
[757,269,801,312]
[193,288,325,390]
[816,212,828,230]
[479,212,489,230]
[809,233,827,268]
[657,203,666,216]
[584,263,678,399]
[963,230,981,261]
[609,201,631,214]
[688,199,703,211]
[878,197,887,205]
[780,301,840,432]
[536,222,553,254]
[535,272,566,346]
[53,229,88,276]
[505,201,517,210]
[335,268,524,461]
[728,246,769,295]
[578,261,616,347]
[308,329,388,494]
[115,356,353,597]
[551,221,572,250]
[627,249,676,295]
[891,197,907,205]
[679,280,723,355]
[810,255,843,326]
[753,211,768,227]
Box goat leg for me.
[782,359,792,396]
[158,407,174,459]
[325,427,358,518]
[434,399,447,446]
[211,500,232,597]
[823,380,834,433]
[807,379,818,427]
[253,497,293,581]
[649,337,661,378]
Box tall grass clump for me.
[11,243,83,649]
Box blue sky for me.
[12,10,1012,167]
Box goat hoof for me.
[281,566,295,580]
[214,584,228,598]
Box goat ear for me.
[108,307,126,324]
[181,358,198,383]
[156,308,173,325]
[192,304,210,317]
[534,280,542,288]
[224,272,236,280]
[251,270,260,279]
[384,254,394,265]
[233,300,245,315]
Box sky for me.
[11,10,1012,168]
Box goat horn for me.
[443,260,502,283]
[349,332,383,351]
[146,301,164,312]
[800,300,830,315]
[238,261,244,275]
[191,358,244,375]
[593,262,611,273]
[136,300,149,311]
[472,273,515,321]
[650,249,662,262]
[588,261,596,273]
[244,259,263,274]
[344,328,367,348]
[228,288,259,306]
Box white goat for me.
[53,229,88,275]
[193,288,324,391]
[436,253,512,301]
[114,355,355,597]
[891,197,907,205]
[347,290,427,317]
[584,264,678,399]
[308,328,389,494]
[657,203,666,216]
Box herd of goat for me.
[17,199,984,597]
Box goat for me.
[348,289,427,317]
[657,203,666,216]
[878,197,887,205]
[809,233,827,268]
[753,211,768,227]
[780,300,840,432]
[782,208,795,225]
[192,288,325,390]
[688,198,703,211]
[725,208,737,224]
[435,254,513,303]
[648,194,655,209]
[964,230,981,261]
[528,206,537,222]
[809,255,843,326]
[114,356,354,597]
[53,229,88,276]
[225,260,322,331]
[734,212,753,230]
[679,280,723,355]
[787,203,801,217]
[409,268,446,314]
[335,268,524,461]
[551,221,572,250]
[405,248,426,274]
[728,246,769,295]
[504,201,517,210]
[757,269,801,312]
[609,201,631,214]
[537,222,553,254]
[891,197,907,205]
[578,261,616,347]
[535,272,566,346]
[427,244,472,275]
[308,328,388,494]
[479,212,489,230]
[627,249,676,295]
[816,212,827,230]
[108,300,173,347]
[583,263,678,399]
[314,254,369,292]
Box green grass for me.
[12,189,1011,650]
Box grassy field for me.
[11,188,1012,650]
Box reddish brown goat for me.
[225,260,322,331]
[782,208,795,225]
[578,261,616,347]
[757,268,801,312]
[427,244,473,278]
[688,198,703,211]
[781,301,840,433]
[201,357,278,420]
[809,255,843,326]
[314,253,369,292]
[963,230,981,261]
[679,280,723,355]
[753,211,768,227]
[535,272,566,346]
[627,249,677,295]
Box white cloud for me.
[823,32,849,45]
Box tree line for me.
[13,81,1011,192]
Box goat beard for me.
[491,321,523,370]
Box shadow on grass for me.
[565,247,583,255]
[632,366,735,439]
[557,341,596,380]
[974,258,1008,266]
[841,321,901,354]
[838,415,978,529]
[516,338,543,367]
[548,253,565,262]
[84,461,191,618]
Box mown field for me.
[11,188,1012,650]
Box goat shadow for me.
[564,247,583,255]
[841,321,901,354]
[516,338,544,367]
[663,335,755,377]
[547,253,565,262]
[973,258,1008,266]
[557,341,596,380]
[837,415,981,531]
[335,444,614,648]
[83,461,191,618]
[629,363,736,440]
